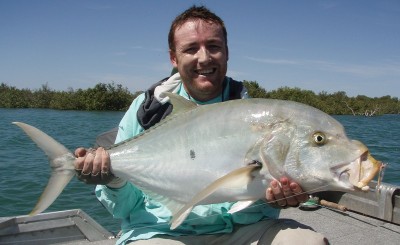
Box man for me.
[75,6,327,245]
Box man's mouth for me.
[196,68,216,76]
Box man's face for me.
[169,20,228,102]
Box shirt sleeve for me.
[95,183,145,219]
[115,93,146,143]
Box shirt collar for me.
[177,77,230,105]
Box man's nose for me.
[197,47,211,63]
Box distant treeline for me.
[1,81,399,115]
[0,82,139,111]
[243,81,400,116]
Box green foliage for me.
[243,81,399,115]
[0,83,32,108]
[242,80,268,98]
[78,83,134,111]
[0,82,137,111]
[1,81,399,115]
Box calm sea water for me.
[0,108,399,234]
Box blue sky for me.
[1,0,399,98]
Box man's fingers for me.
[92,147,110,174]
[74,147,115,185]
[101,149,111,173]
[280,177,298,207]
[74,147,87,157]
[74,157,84,170]
[74,147,87,170]
[290,182,308,203]
[270,180,287,207]
[82,152,94,175]
[266,177,309,208]
[92,148,103,176]
[265,187,275,203]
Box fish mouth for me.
[332,151,382,191]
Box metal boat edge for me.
[316,180,400,225]
[0,209,114,245]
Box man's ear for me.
[226,46,229,61]
[169,50,178,67]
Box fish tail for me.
[13,122,76,215]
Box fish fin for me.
[144,190,186,215]
[228,200,257,214]
[13,122,75,215]
[163,92,197,115]
[29,169,75,215]
[170,164,261,230]
[249,121,293,178]
[170,207,194,230]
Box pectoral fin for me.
[228,200,257,214]
[170,164,261,230]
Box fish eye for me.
[313,132,327,145]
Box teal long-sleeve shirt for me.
[95,77,279,245]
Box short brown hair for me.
[168,5,228,52]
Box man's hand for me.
[74,147,115,185]
[265,177,308,208]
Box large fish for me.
[14,93,382,229]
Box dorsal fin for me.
[163,92,197,116]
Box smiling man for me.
[74,5,327,245]
[169,17,228,101]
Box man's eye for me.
[208,45,222,51]
[184,47,197,53]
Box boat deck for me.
[1,207,399,245]
[81,207,400,245]
[280,205,400,245]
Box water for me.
[0,108,125,234]
[0,109,399,234]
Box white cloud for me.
[244,56,299,65]
[245,56,400,77]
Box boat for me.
[0,209,114,245]
[1,180,399,244]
